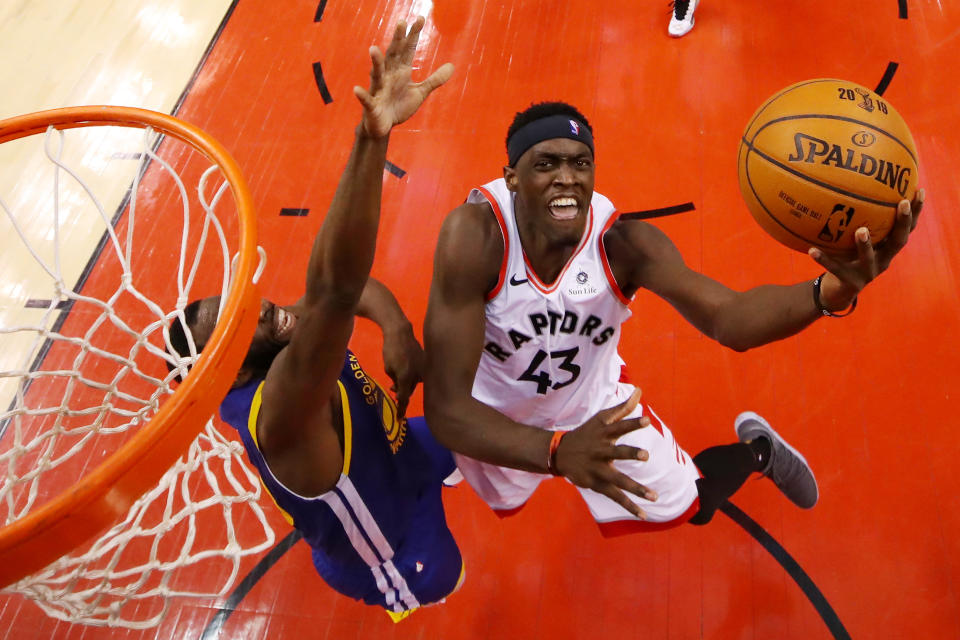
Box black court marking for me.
[313,61,334,104]
[199,502,849,639]
[200,530,304,639]
[280,207,310,216]
[314,0,328,22]
[721,502,851,639]
[385,161,406,178]
[620,202,695,220]
[899,0,908,19]
[874,62,899,96]
[171,0,241,116]
[23,299,72,310]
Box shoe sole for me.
[734,411,819,506]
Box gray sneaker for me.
[735,411,819,509]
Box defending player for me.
[424,101,922,531]
[170,18,458,620]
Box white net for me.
[0,113,274,628]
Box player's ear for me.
[503,166,518,191]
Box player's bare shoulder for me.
[442,200,502,251]
[603,217,686,293]
[436,200,504,291]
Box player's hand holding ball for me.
[737,78,924,312]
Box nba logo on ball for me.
[737,78,919,256]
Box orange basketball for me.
[737,78,919,256]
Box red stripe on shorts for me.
[596,498,700,537]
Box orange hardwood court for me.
[0,0,958,638]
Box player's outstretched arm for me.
[424,203,655,517]
[610,191,923,352]
[257,19,452,495]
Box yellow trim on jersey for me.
[384,559,466,623]
[248,382,294,526]
[386,608,416,623]
[336,380,352,475]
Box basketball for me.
[737,78,919,256]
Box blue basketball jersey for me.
[219,351,462,614]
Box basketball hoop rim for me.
[0,106,260,588]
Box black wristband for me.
[813,273,858,317]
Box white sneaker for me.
[668,0,699,37]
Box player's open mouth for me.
[274,307,296,340]
[548,197,579,220]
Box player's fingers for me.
[807,247,851,283]
[910,188,925,231]
[594,483,647,520]
[877,200,912,268]
[353,86,375,111]
[600,388,641,425]
[401,16,425,63]
[367,46,385,94]
[417,62,455,95]
[853,227,878,277]
[604,415,650,439]
[385,20,407,61]
[395,392,410,419]
[611,470,658,502]
[396,375,417,403]
[609,444,649,463]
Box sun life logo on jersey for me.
[568,269,597,296]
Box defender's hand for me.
[381,326,423,419]
[354,17,454,138]
[810,188,924,310]
[553,388,657,519]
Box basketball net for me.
[0,107,275,628]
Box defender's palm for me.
[354,17,454,138]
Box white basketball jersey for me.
[468,178,635,428]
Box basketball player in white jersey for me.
[423,101,922,530]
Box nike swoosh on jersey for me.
[509,274,529,286]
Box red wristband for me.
[547,430,568,476]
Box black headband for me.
[506,115,594,167]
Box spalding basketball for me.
[737,79,919,255]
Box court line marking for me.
[312,61,334,104]
[875,61,899,96]
[620,202,696,220]
[721,501,851,640]
[200,530,304,639]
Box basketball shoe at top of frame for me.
[669,0,699,37]
[735,411,819,509]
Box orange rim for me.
[0,106,259,588]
